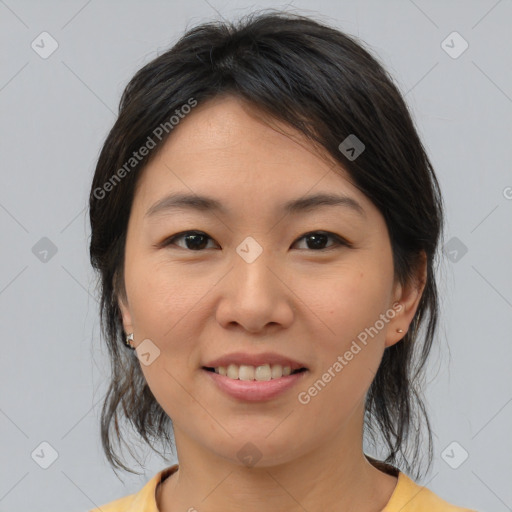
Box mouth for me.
[202,365,308,381]
[201,364,309,402]
[202,351,309,380]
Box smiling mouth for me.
[202,363,308,401]
[202,366,307,380]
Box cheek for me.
[297,272,387,420]
[125,257,207,339]
[312,268,390,369]
[130,262,204,414]
[124,258,214,399]
[314,268,385,332]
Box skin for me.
[118,95,427,512]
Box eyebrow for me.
[145,192,366,219]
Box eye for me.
[292,231,351,251]
[161,231,218,251]
[160,230,350,252]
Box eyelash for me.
[159,230,352,252]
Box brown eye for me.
[162,231,217,251]
[160,230,350,252]
[293,231,350,251]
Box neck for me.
[157,409,398,512]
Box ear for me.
[385,251,427,348]
[114,272,134,336]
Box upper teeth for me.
[214,364,293,381]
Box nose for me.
[215,248,295,334]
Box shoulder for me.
[87,464,179,512]
[88,493,137,511]
[383,471,478,512]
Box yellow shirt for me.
[89,463,477,512]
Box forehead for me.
[131,96,375,221]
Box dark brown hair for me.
[89,10,444,480]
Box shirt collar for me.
[125,463,178,512]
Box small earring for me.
[125,332,135,349]
[396,328,404,333]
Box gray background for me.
[1,1,511,511]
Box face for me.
[118,95,425,468]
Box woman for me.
[88,10,477,512]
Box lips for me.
[202,351,308,372]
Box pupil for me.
[307,233,327,249]
[186,233,208,250]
